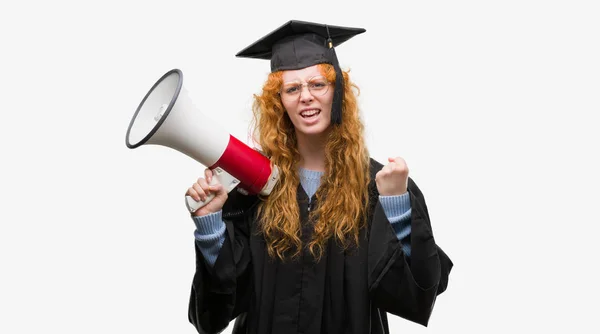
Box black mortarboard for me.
[236,20,366,125]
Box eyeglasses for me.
[279,76,332,101]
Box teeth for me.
[301,110,320,117]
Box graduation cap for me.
[236,20,366,125]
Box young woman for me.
[185,20,453,334]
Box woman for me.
[186,20,453,334]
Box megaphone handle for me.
[185,168,240,213]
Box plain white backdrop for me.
[1,0,599,333]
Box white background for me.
[1,0,599,333]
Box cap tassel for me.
[326,26,343,125]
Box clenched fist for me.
[375,157,409,196]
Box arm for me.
[379,192,412,257]
[188,191,258,334]
[192,211,226,267]
[368,178,453,326]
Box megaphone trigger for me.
[185,169,240,213]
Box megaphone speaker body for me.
[126,69,279,211]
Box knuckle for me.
[193,184,203,193]
[393,163,408,173]
[392,165,404,173]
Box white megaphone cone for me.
[126,69,279,212]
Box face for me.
[281,65,334,138]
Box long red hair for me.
[251,64,370,261]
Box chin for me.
[297,124,330,137]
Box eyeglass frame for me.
[278,76,333,101]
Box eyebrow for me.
[282,75,325,84]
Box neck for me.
[296,130,328,172]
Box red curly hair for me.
[251,63,370,261]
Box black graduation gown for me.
[188,158,453,334]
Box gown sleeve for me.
[368,177,453,326]
[188,191,258,334]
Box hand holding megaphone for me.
[185,167,239,214]
[126,68,280,213]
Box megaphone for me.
[125,69,279,212]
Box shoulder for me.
[368,157,384,186]
[369,157,384,175]
[367,158,383,202]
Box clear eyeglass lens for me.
[281,76,329,100]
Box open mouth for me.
[300,109,321,118]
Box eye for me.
[309,81,327,90]
[284,85,300,94]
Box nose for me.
[299,85,314,103]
